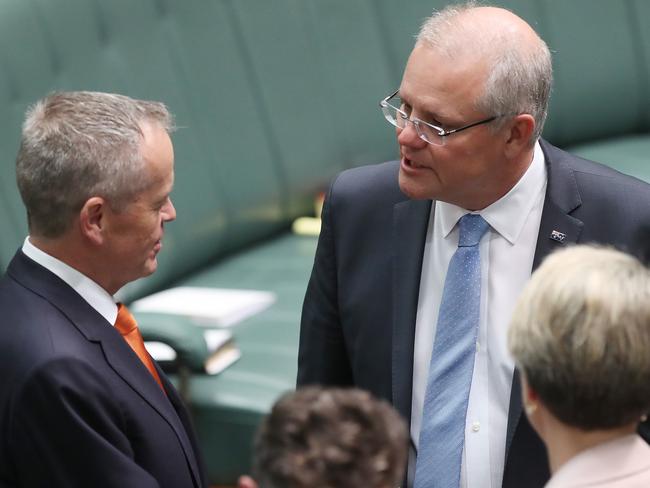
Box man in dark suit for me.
[0,92,206,487]
[298,4,650,488]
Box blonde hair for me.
[509,246,650,429]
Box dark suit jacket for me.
[298,140,650,488]
[0,251,207,487]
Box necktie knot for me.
[115,303,138,335]
[114,303,165,393]
[458,214,489,247]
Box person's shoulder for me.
[337,159,400,180]
[329,160,405,204]
[0,265,70,333]
[543,140,650,193]
[0,268,98,375]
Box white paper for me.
[205,345,242,375]
[145,341,178,362]
[144,330,241,375]
[131,286,276,327]
[203,329,233,351]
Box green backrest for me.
[631,0,650,130]
[0,1,36,268]
[540,0,649,146]
[300,0,398,167]
[0,0,296,299]
[373,0,446,77]
[167,1,287,251]
[1,0,649,284]
[226,0,342,217]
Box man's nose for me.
[397,121,427,148]
[163,198,176,222]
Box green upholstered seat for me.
[540,1,649,147]
[301,0,398,168]
[569,135,650,183]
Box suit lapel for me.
[8,252,202,488]
[392,198,432,421]
[505,139,584,461]
[531,141,585,269]
[158,364,205,487]
[100,336,203,487]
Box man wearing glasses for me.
[298,3,650,488]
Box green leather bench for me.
[0,0,648,484]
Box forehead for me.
[140,123,174,187]
[399,44,489,118]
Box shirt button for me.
[472,421,480,432]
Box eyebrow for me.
[398,91,455,125]
[156,186,173,204]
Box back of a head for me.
[416,2,553,144]
[253,387,409,488]
[509,246,650,430]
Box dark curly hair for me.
[253,387,408,488]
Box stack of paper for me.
[131,286,276,327]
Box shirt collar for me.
[548,434,650,487]
[437,140,547,244]
[22,237,118,325]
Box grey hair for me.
[16,91,174,238]
[508,246,650,430]
[416,2,553,144]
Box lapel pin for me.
[550,230,566,243]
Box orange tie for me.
[115,303,165,393]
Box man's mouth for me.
[402,156,429,170]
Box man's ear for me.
[238,475,259,488]
[504,114,535,159]
[79,196,107,245]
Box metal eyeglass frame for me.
[380,89,501,145]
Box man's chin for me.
[142,258,158,277]
[398,172,435,200]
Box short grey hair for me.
[253,387,409,488]
[16,91,174,238]
[416,2,553,144]
[508,246,650,430]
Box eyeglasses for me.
[379,90,501,146]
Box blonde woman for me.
[509,246,650,487]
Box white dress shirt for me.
[22,237,118,325]
[410,142,547,487]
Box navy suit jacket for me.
[298,140,650,488]
[0,251,207,487]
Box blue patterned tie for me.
[414,213,489,488]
